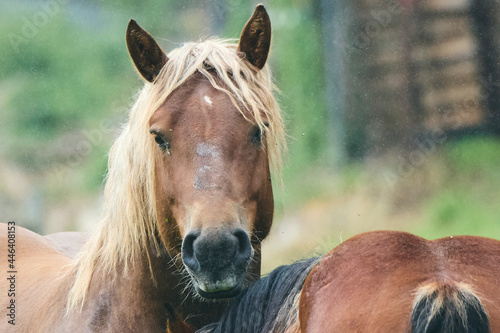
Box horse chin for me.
[194,283,243,300]
[187,271,246,300]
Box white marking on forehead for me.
[196,143,220,157]
[194,176,215,190]
[203,95,213,106]
[194,143,222,190]
[198,165,211,173]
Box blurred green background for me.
[1,0,500,272]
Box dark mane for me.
[197,257,319,333]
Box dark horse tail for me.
[410,280,490,333]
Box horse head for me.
[126,5,279,299]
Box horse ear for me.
[237,4,271,69]
[126,19,168,82]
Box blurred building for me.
[331,0,500,157]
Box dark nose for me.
[181,227,252,275]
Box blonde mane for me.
[67,38,286,311]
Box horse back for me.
[298,230,500,333]
[44,231,89,259]
[0,223,74,332]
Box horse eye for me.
[154,135,170,153]
[251,127,263,146]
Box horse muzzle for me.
[181,226,253,299]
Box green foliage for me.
[272,6,328,174]
[415,136,500,239]
[447,136,500,174]
[2,6,131,161]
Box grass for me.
[415,136,500,239]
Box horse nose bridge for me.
[192,140,245,194]
[188,200,244,229]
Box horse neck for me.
[78,247,179,331]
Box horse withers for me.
[0,5,285,332]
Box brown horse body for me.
[299,231,499,332]
[1,6,284,332]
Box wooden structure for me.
[338,0,500,155]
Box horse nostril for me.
[182,227,252,276]
[233,227,252,265]
[181,230,201,272]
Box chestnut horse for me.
[0,5,285,332]
[190,231,498,333]
[299,231,498,333]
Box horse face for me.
[128,5,273,299]
[149,74,273,298]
